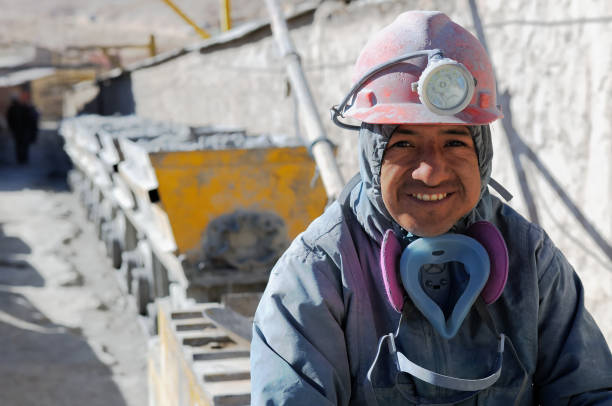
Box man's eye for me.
[445,140,467,147]
[389,141,413,149]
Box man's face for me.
[380,124,481,237]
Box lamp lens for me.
[425,66,468,110]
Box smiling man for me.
[380,125,481,237]
[251,11,612,405]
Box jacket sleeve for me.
[533,230,612,405]
[250,242,352,405]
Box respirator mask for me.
[365,222,528,404]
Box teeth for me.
[412,193,448,201]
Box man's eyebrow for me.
[393,128,471,136]
[394,129,417,135]
[443,129,471,136]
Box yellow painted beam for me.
[220,0,231,31]
[161,0,211,39]
[149,34,157,57]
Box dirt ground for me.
[0,135,147,406]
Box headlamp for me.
[417,58,475,116]
[331,49,477,130]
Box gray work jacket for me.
[251,182,612,405]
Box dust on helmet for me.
[332,11,503,129]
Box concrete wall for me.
[129,0,612,343]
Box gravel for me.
[0,141,147,406]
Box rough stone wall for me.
[475,0,612,344]
[130,0,612,343]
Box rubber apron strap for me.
[405,300,504,390]
[367,301,504,393]
[474,300,530,406]
[367,299,530,405]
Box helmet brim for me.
[346,103,503,126]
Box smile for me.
[410,192,449,201]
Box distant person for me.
[6,90,39,164]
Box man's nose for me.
[411,153,449,186]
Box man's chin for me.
[396,219,453,238]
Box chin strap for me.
[488,177,513,202]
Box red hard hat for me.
[336,11,502,127]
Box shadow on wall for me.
[80,73,135,116]
[498,90,612,264]
[468,0,612,265]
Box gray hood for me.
[352,123,494,243]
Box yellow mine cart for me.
[61,115,328,318]
[149,146,325,260]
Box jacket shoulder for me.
[490,196,566,281]
[282,201,351,261]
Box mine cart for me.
[60,115,327,320]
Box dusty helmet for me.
[332,11,502,129]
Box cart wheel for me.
[121,251,138,294]
[133,268,151,316]
[95,215,105,240]
[67,170,82,191]
[147,303,159,335]
[111,238,122,269]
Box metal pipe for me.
[161,0,210,39]
[264,0,345,200]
